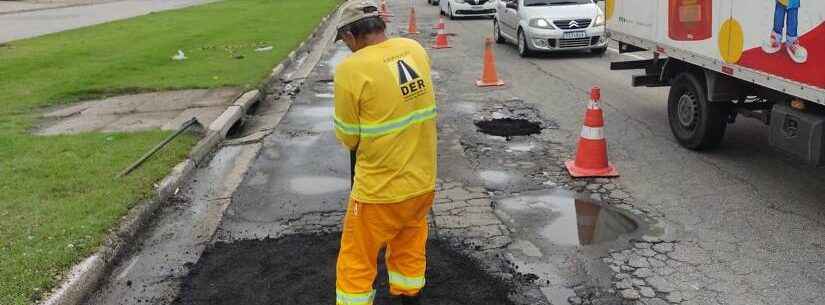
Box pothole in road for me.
[497,190,640,247]
[178,233,519,305]
[471,99,557,141]
[475,118,542,140]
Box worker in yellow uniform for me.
[332,1,437,305]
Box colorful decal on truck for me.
[669,0,713,41]
[607,0,824,90]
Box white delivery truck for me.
[605,0,825,165]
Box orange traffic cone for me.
[432,23,451,49]
[476,37,504,87]
[433,15,445,30]
[406,7,419,34]
[380,0,393,16]
[565,87,619,178]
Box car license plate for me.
[472,5,483,9]
[563,31,587,39]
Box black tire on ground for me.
[494,20,505,44]
[591,47,607,55]
[518,29,532,57]
[667,72,728,150]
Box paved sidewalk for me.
[0,0,211,43]
[37,88,241,135]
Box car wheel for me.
[591,47,607,55]
[494,20,505,44]
[518,29,532,57]
[667,72,728,150]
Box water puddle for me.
[431,70,441,81]
[311,121,334,132]
[300,106,333,118]
[288,177,349,195]
[452,102,478,114]
[475,118,541,140]
[326,45,351,75]
[479,170,513,185]
[506,142,535,153]
[497,190,638,247]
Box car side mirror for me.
[506,1,518,10]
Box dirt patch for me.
[178,233,518,305]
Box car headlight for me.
[594,14,605,26]
[529,18,555,29]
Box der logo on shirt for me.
[392,58,428,101]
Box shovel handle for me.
[349,150,357,189]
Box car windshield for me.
[523,0,592,6]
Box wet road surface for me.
[409,0,825,304]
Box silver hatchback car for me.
[494,0,607,57]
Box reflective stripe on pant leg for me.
[337,199,386,305]
[388,271,426,290]
[385,192,434,296]
[336,289,376,305]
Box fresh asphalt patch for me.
[177,233,519,305]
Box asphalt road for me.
[80,1,825,304]
[0,0,211,43]
[410,1,825,304]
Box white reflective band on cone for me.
[580,126,604,140]
[587,101,600,110]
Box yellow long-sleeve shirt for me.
[333,37,437,204]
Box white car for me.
[494,0,607,57]
[439,0,497,19]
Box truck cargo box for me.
[606,0,824,104]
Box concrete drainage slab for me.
[36,88,241,135]
[177,233,518,305]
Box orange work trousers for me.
[335,192,434,305]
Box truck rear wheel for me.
[667,72,728,150]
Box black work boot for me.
[401,295,421,305]
[390,295,421,305]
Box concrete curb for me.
[37,8,340,305]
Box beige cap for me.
[335,0,381,41]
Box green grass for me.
[0,0,338,303]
